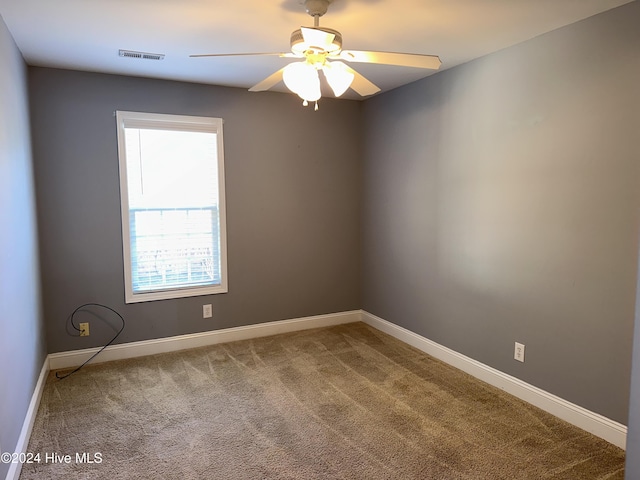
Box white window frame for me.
[116,111,228,303]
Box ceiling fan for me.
[191,0,441,109]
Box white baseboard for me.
[11,306,626,480]
[7,310,358,480]
[361,310,627,450]
[6,357,49,480]
[49,310,361,370]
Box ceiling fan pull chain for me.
[315,101,319,111]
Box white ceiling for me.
[0,0,633,100]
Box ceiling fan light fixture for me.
[323,61,354,97]
[297,82,321,103]
[283,61,321,102]
[191,0,439,107]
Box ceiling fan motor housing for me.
[290,27,343,55]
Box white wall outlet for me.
[514,342,525,362]
[79,322,89,336]
[203,304,213,319]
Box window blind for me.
[116,111,227,303]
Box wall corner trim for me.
[361,310,627,449]
[6,357,50,480]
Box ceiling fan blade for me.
[339,50,442,70]
[300,27,336,48]
[248,67,286,92]
[342,65,380,97]
[190,52,298,58]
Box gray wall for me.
[0,15,47,479]
[361,1,640,424]
[28,68,362,354]
[627,255,640,477]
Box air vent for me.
[119,49,165,61]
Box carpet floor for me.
[21,322,625,479]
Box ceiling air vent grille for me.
[119,50,165,61]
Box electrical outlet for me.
[203,304,213,319]
[514,342,525,362]
[79,322,90,337]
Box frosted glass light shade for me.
[296,81,321,102]
[283,62,308,94]
[323,61,354,97]
[283,61,321,102]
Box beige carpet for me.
[21,322,625,479]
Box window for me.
[116,111,227,303]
